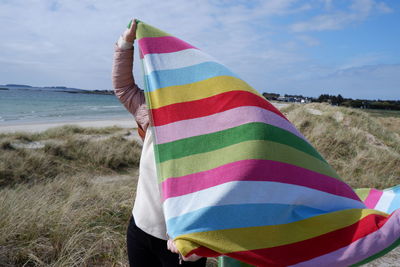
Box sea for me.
[0,89,131,125]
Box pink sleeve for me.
[112,45,149,130]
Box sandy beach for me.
[0,117,137,133]
[0,102,289,134]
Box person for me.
[112,19,207,267]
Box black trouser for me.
[127,217,207,267]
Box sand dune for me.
[0,117,137,133]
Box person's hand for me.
[167,239,202,262]
[122,19,136,43]
[182,254,202,262]
[167,239,179,254]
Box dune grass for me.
[364,108,400,118]
[0,125,141,187]
[0,172,136,266]
[0,125,142,266]
[1,106,400,266]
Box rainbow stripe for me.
[356,185,400,214]
[136,20,400,266]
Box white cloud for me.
[0,0,397,99]
[321,0,334,10]
[375,2,394,13]
[0,0,308,89]
[338,53,388,70]
[290,0,392,32]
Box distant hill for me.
[0,84,114,95]
[43,86,68,89]
[5,84,32,88]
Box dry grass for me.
[1,106,400,266]
[0,126,141,187]
[0,172,136,266]
[0,126,143,266]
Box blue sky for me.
[0,0,399,100]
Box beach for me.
[0,89,291,135]
[0,117,136,133]
[0,100,283,134]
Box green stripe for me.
[137,22,171,39]
[158,140,339,181]
[156,122,326,163]
[350,237,400,266]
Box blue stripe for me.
[144,61,239,92]
[166,203,334,238]
[387,186,400,214]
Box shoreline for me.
[0,117,137,133]
[0,102,288,134]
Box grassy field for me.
[364,108,400,118]
[0,126,141,187]
[1,104,400,266]
[0,126,142,266]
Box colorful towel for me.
[355,185,400,214]
[135,20,400,266]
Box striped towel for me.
[136,20,400,266]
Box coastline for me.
[0,102,288,134]
[0,117,137,133]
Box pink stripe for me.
[291,209,400,267]
[161,159,361,202]
[364,188,383,209]
[138,36,197,58]
[154,106,306,144]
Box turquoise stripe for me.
[166,203,331,238]
[387,186,400,214]
[144,61,239,92]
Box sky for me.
[0,0,399,100]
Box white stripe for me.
[375,189,396,213]
[142,48,218,75]
[162,181,364,220]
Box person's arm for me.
[112,20,149,131]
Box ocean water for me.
[0,89,131,125]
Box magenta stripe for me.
[364,188,383,209]
[161,159,361,202]
[291,209,400,267]
[138,36,197,58]
[154,106,306,145]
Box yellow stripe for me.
[175,209,388,256]
[159,140,339,181]
[148,76,262,109]
[136,22,171,39]
[354,188,371,202]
